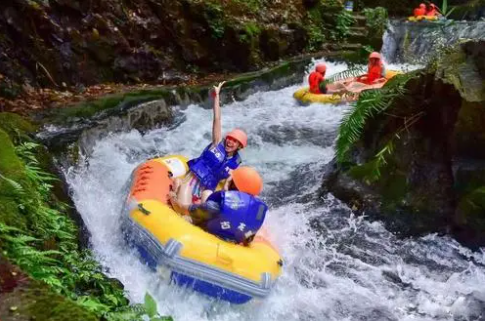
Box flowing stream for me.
[64,56,485,320]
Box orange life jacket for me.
[309,71,324,94]
[414,7,426,16]
[427,8,437,16]
[365,62,384,84]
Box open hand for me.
[213,81,226,97]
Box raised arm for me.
[212,81,226,146]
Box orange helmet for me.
[226,129,248,148]
[369,52,381,60]
[231,166,263,196]
[316,64,327,74]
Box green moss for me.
[233,0,262,13]
[349,160,408,205]
[381,171,408,202]
[456,186,485,224]
[0,80,22,99]
[363,7,388,36]
[202,1,226,39]
[50,89,174,123]
[244,21,261,38]
[1,281,98,321]
[0,112,37,143]
[348,160,380,185]
[0,129,30,198]
[436,42,485,102]
[0,196,26,230]
[224,61,291,87]
[453,100,485,159]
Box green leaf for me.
[144,292,158,318]
[0,174,24,193]
[151,317,173,321]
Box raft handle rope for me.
[138,203,151,215]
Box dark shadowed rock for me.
[322,40,485,249]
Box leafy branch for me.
[336,72,418,163]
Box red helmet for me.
[369,52,381,60]
[419,3,426,8]
[315,64,327,74]
[226,129,248,148]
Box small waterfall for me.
[382,19,485,63]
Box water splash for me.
[65,59,485,320]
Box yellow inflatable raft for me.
[293,70,401,105]
[121,155,282,304]
[407,15,439,22]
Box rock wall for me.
[0,0,351,97]
[322,40,485,249]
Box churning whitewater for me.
[66,60,485,321]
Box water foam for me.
[65,60,485,320]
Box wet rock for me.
[0,258,98,321]
[0,0,361,95]
[322,40,485,249]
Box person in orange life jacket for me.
[308,64,328,94]
[356,52,386,85]
[171,81,248,209]
[414,3,426,16]
[169,166,267,245]
[427,3,442,17]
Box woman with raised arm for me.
[171,81,248,210]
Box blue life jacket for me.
[188,142,241,190]
[205,191,268,244]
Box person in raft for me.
[170,166,268,245]
[426,3,441,17]
[308,64,328,94]
[413,3,427,17]
[355,52,387,85]
[171,81,248,208]
[308,63,349,95]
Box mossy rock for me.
[454,186,485,248]
[0,281,98,321]
[457,186,485,220]
[453,100,485,159]
[48,89,174,123]
[437,41,485,102]
[0,129,30,229]
[0,112,37,143]
[0,129,30,197]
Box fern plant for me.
[326,67,367,84]
[0,142,127,316]
[1,141,174,320]
[336,72,417,163]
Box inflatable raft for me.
[293,70,401,105]
[407,15,439,22]
[121,155,282,304]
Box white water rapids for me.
[65,60,485,321]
